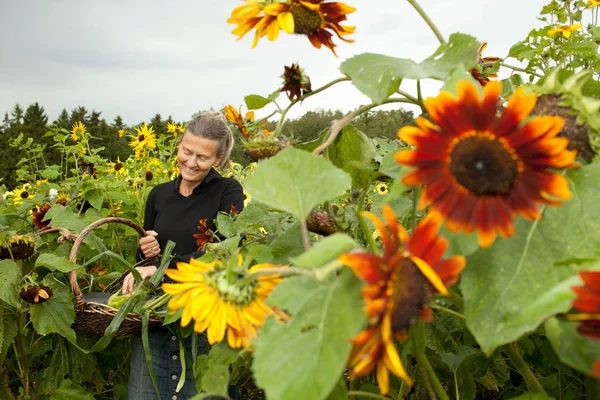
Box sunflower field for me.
[2,0,600,399]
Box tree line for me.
[0,103,414,189]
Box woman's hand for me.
[140,230,160,258]
[122,265,157,295]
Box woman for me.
[123,112,244,399]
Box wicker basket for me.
[68,217,162,337]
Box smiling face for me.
[176,132,222,187]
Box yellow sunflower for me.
[588,0,600,7]
[129,123,157,156]
[375,183,388,195]
[547,24,583,38]
[12,184,33,205]
[244,190,252,207]
[228,0,356,56]
[177,124,185,133]
[70,121,86,142]
[166,122,178,135]
[118,129,125,137]
[106,157,127,177]
[162,257,286,349]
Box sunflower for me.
[118,129,125,137]
[177,124,185,133]
[547,24,582,38]
[244,190,252,207]
[193,218,215,250]
[70,121,86,142]
[167,122,178,135]
[470,42,500,87]
[12,185,33,205]
[224,105,255,139]
[106,157,127,177]
[340,205,465,393]
[32,203,52,229]
[395,80,578,248]
[129,123,157,155]
[375,183,388,195]
[227,0,356,56]
[162,257,286,348]
[588,0,600,7]
[570,270,600,376]
[281,63,312,101]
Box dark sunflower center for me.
[389,258,429,333]
[20,191,29,199]
[145,171,153,181]
[290,4,322,34]
[115,162,123,171]
[449,134,518,196]
[138,134,145,142]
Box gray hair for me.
[181,112,234,169]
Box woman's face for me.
[176,133,221,186]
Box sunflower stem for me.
[410,187,420,232]
[347,391,390,400]
[357,186,380,254]
[429,304,465,319]
[412,320,450,400]
[299,218,311,252]
[499,62,542,78]
[503,343,547,394]
[416,80,426,113]
[406,0,446,45]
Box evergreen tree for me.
[54,108,70,130]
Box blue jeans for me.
[128,327,238,400]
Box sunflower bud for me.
[281,63,312,101]
[306,209,343,236]
[20,284,53,304]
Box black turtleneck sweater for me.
[139,168,244,267]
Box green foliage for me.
[545,317,600,376]
[244,147,351,220]
[253,270,365,400]
[29,290,77,344]
[462,164,600,355]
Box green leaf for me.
[49,379,95,400]
[35,253,80,272]
[440,345,480,372]
[84,188,104,210]
[545,317,600,377]
[378,150,402,179]
[441,67,481,96]
[245,244,273,264]
[201,364,229,396]
[216,212,236,238]
[270,222,305,265]
[41,166,61,180]
[325,377,348,400]
[559,41,598,54]
[509,394,555,400]
[29,290,77,343]
[42,339,90,391]
[253,270,365,400]
[438,224,479,257]
[326,125,379,188]
[462,164,600,355]
[291,233,359,268]
[245,147,351,220]
[0,313,17,366]
[340,34,480,103]
[0,259,19,306]
[245,94,273,110]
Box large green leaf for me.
[35,253,80,272]
[326,125,379,188]
[29,289,77,343]
[41,339,90,392]
[0,313,17,365]
[244,148,351,220]
[49,379,94,400]
[290,233,359,268]
[253,270,364,400]
[462,164,600,355]
[0,259,19,306]
[84,188,104,210]
[545,317,600,377]
[340,33,480,103]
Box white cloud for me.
[1,0,549,124]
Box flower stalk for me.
[412,321,450,400]
[503,343,547,394]
[406,0,446,45]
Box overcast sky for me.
[1,0,548,125]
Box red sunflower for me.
[470,42,501,86]
[395,80,578,248]
[570,271,600,376]
[339,205,465,394]
[228,0,355,56]
[193,219,215,250]
[32,203,52,230]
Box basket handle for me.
[68,217,146,306]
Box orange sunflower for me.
[395,80,578,248]
[227,0,355,56]
[470,42,500,86]
[340,205,465,394]
[224,105,254,138]
[570,271,600,376]
[193,218,215,250]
